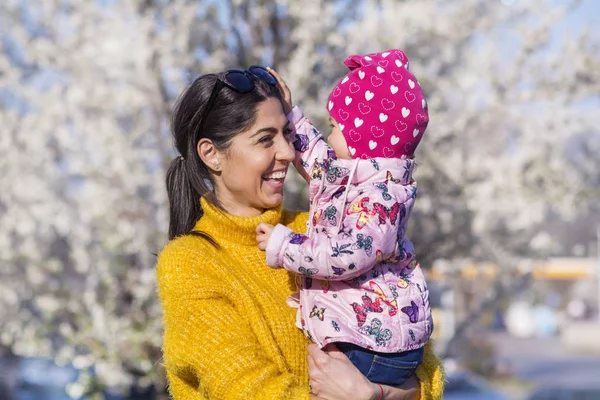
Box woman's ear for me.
[197,138,222,172]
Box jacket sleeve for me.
[158,247,309,400]
[265,193,399,281]
[288,106,332,184]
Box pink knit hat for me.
[327,49,428,159]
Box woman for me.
[156,66,444,399]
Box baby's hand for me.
[266,67,293,115]
[256,222,275,251]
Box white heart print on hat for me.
[326,48,429,159]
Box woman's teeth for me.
[263,171,286,180]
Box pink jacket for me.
[265,107,433,353]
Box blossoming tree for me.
[0,0,598,396]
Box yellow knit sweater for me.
[156,198,444,399]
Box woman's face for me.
[213,98,295,216]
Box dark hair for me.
[166,73,282,241]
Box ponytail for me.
[165,156,218,247]
[166,157,200,240]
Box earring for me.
[214,164,221,171]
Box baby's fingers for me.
[267,67,290,96]
[256,222,269,235]
[256,238,268,251]
[266,67,283,84]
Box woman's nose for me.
[276,136,295,163]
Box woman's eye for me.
[259,135,274,144]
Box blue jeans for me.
[336,343,424,386]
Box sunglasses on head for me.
[196,66,278,135]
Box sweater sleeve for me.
[415,341,445,400]
[158,244,309,400]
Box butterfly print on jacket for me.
[358,318,393,346]
[371,171,401,201]
[385,170,401,184]
[346,197,376,230]
[331,186,346,199]
[327,147,337,160]
[351,294,383,327]
[351,233,373,257]
[331,266,346,276]
[310,160,327,180]
[289,233,309,245]
[326,165,350,184]
[331,242,354,257]
[375,249,398,264]
[402,163,412,181]
[309,305,326,321]
[372,182,392,201]
[321,205,338,226]
[372,202,403,225]
[331,320,341,332]
[370,281,398,316]
[370,159,380,171]
[401,301,419,324]
[298,266,318,290]
[293,133,309,152]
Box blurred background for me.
[1,0,599,399]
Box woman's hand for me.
[266,67,293,115]
[308,344,421,400]
[308,344,376,400]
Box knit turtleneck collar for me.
[194,197,283,246]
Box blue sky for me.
[554,0,600,34]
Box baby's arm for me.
[266,68,332,185]
[265,196,401,280]
[288,106,333,184]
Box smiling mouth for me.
[262,170,287,183]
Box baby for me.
[257,49,433,386]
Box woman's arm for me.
[307,344,375,400]
[381,377,420,400]
[307,342,443,400]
